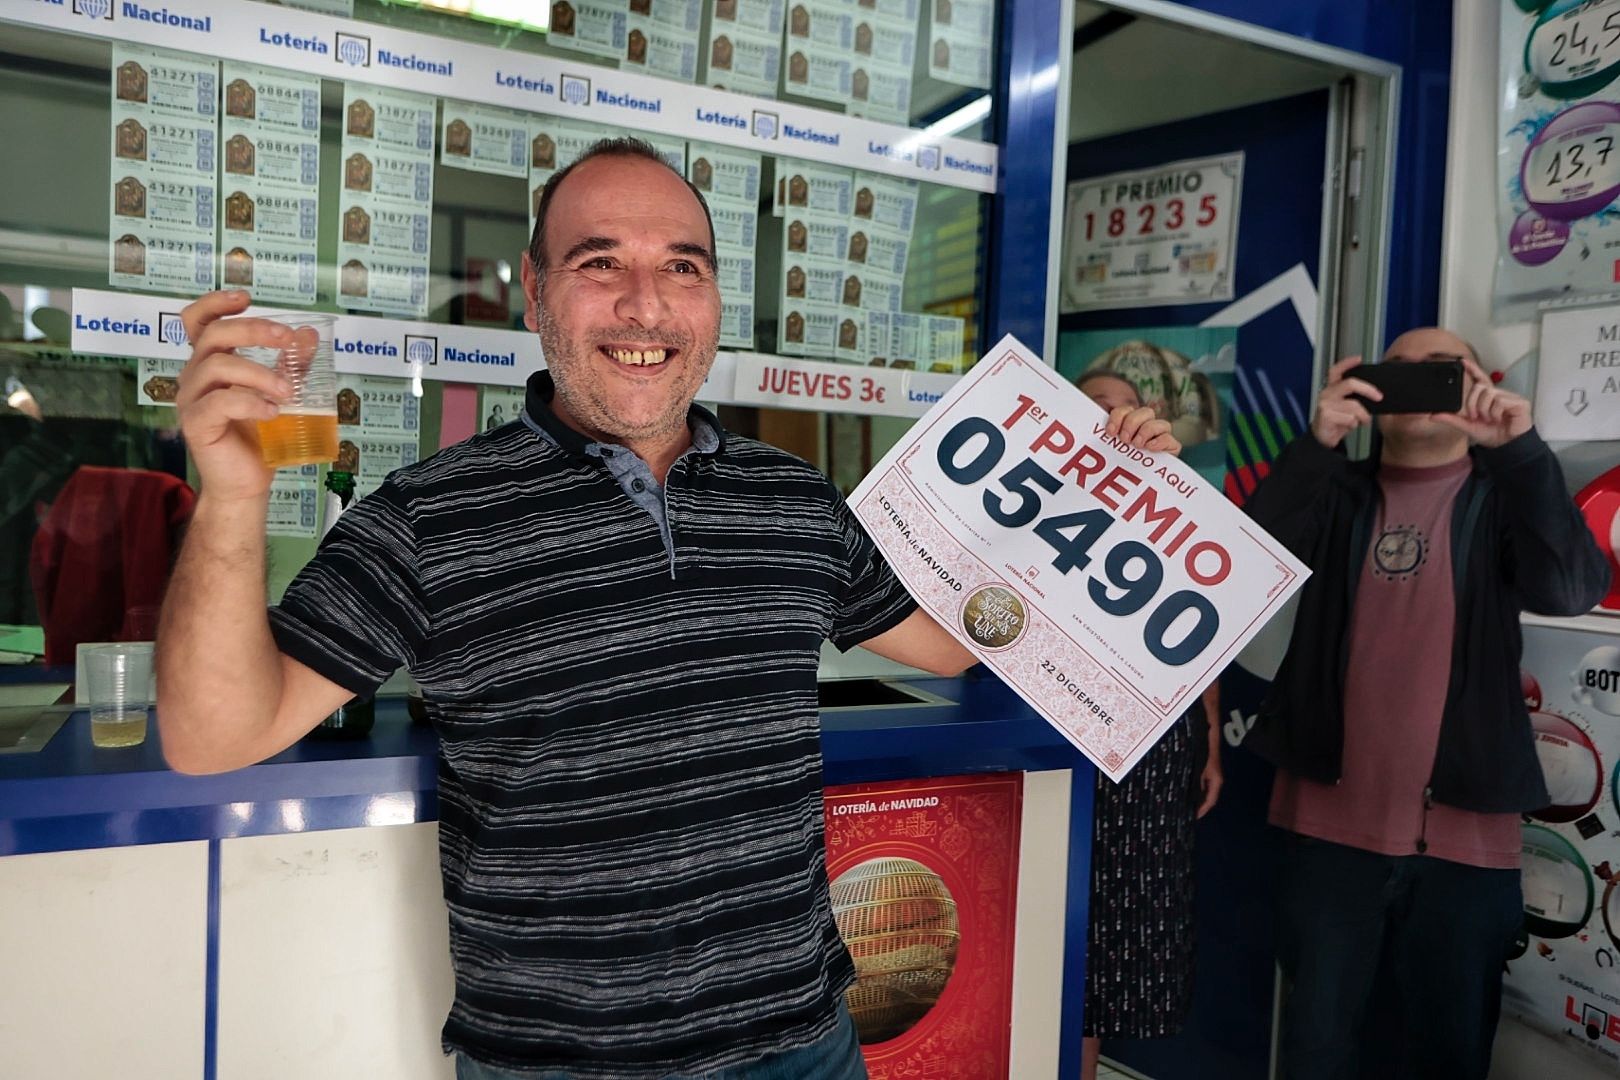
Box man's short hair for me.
[1386,330,1484,368]
[526,136,716,289]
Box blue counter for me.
[0,669,1098,1080]
[0,671,1094,857]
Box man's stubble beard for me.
[535,296,720,445]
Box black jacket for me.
[1243,429,1612,814]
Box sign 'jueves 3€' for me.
[849,336,1309,781]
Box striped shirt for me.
[270,372,916,1077]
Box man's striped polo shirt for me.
[269,372,917,1077]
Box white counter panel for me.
[0,840,208,1079]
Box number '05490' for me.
[936,416,1220,667]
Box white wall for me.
[1009,769,1073,1079]
[1447,8,1617,1080]
[1439,2,1536,373]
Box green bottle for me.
[308,471,375,740]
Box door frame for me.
[1051,6,1403,1078]
[1057,0,1401,394]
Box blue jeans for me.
[1274,833,1523,1080]
[455,1006,868,1080]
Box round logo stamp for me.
[1372,525,1426,579]
[960,585,1028,651]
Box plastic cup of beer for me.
[84,643,155,749]
[239,312,339,469]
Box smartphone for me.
[1350,360,1465,414]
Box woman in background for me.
[1076,368,1224,1080]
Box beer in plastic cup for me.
[238,312,339,469]
[84,643,154,748]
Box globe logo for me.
[336,36,370,67]
[75,0,112,21]
[830,857,959,1043]
[405,337,436,366]
[160,315,189,347]
[918,145,941,171]
[753,111,778,140]
[561,77,589,106]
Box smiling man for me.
[520,145,723,485]
[157,138,1174,1079]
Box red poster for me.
[822,773,1023,1079]
[1576,465,1620,613]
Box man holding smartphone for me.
[1243,327,1612,1080]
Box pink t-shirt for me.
[1269,457,1521,869]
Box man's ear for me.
[520,251,541,332]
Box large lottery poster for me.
[1496,1,1620,320]
[849,336,1308,781]
[1503,622,1620,1068]
[822,773,1021,1079]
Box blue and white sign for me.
[71,287,545,389]
[74,287,960,419]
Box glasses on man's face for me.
[1382,351,1465,365]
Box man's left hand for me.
[1106,405,1181,455]
[1432,355,1533,448]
